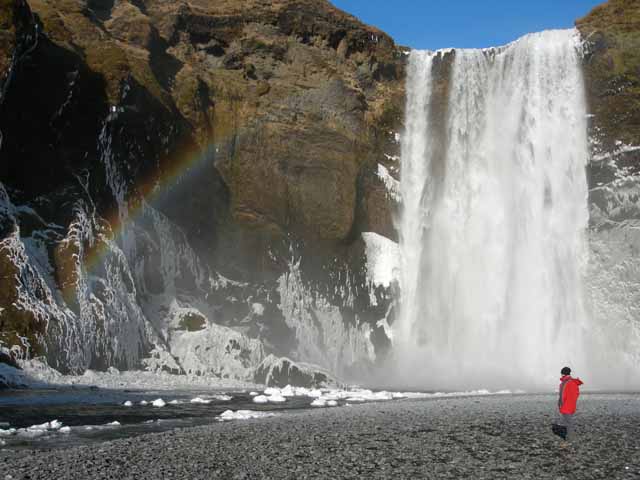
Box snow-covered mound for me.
[1,420,69,440]
[252,392,286,404]
[190,397,211,404]
[190,395,232,404]
[218,410,275,421]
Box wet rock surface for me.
[2,394,639,479]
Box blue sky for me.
[330,0,604,50]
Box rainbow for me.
[81,126,222,274]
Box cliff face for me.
[0,0,404,382]
[577,0,640,356]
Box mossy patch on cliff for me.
[0,0,17,30]
[0,0,34,81]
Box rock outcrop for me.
[0,0,404,381]
[253,354,336,387]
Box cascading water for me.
[396,30,590,390]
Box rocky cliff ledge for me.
[0,0,404,384]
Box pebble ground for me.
[2,393,639,479]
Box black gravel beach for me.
[2,393,639,480]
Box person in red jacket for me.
[557,366,583,443]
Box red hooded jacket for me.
[558,375,583,414]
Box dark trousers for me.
[558,413,575,441]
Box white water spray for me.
[396,30,590,390]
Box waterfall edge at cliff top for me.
[392,28,638,391]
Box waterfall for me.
[396,30,590,390]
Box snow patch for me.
[217,410,275,421]
[310,398,338,407]
[1,420,68,439]
[266,393,286,403]
[189,394,231,404]
[253,388,287,403]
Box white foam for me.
[123,400,133,407]
[151,398,166,407]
